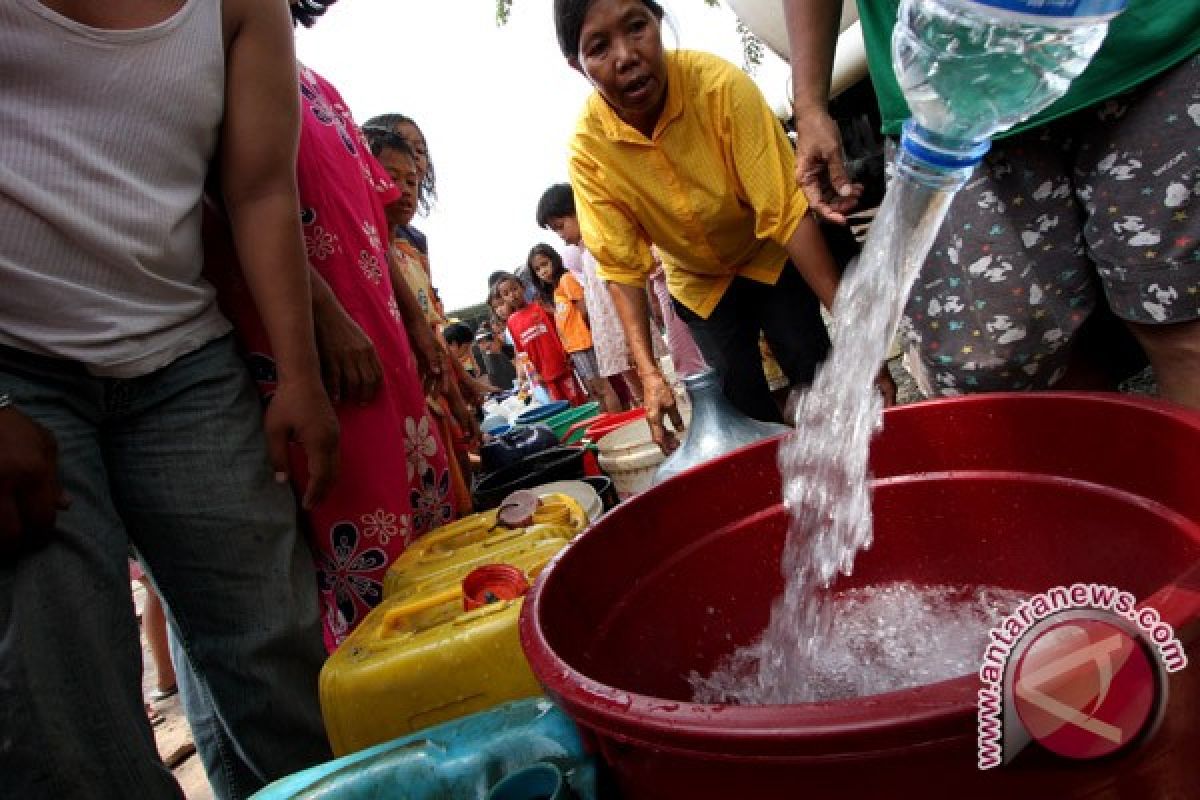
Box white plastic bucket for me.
[595,420,665,500]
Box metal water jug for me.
[653,368,788,485]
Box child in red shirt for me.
[493,273,584,405]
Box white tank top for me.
[0,0,231,377]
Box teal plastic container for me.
[251,698,596,800]
[547,401,601,443]
[488,763,572,800]
[515,400,571,426]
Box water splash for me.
[691,582,1023,704]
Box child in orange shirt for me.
[528,244,620,412]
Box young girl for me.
[207,67,452,650]
[363,112,437,253]
[528,243,620,411]
[554,0,894,449]
[366,131,477,518]
[365,131,440,323]
[365,124,496,403]
[493,273,585,406]
[536,183,644,409]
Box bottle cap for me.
[462,564,531,611]
[966,0,1127,20]
[900,121,991,170]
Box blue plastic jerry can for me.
[250,697,597,800]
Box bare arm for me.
[310,267,383,405]
[563,273,591,327]
[782,215,841,312]
[786,0,843,115]
[386,248,444,397]
[460,361,501,398]
[573,298,590,328]
[608,284,657,381]
[443,341,495,406]
[784,210,898,405]
[646,284,666,333]
[609,282,678,452]
[783,0,862,223]
[220,0,338,509]
[442,364,481,448]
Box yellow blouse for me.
[568,49,808,319]
[392,239,446,329]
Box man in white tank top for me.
[0,1,340,797]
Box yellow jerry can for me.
[382,493,586,599]
[320,498,584,756]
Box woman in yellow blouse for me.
[556,0,893,448]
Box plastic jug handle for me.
[379,587,461,637]
[453,600,516,626]
[482,529,527,548]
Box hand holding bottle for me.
[793,106,863,225]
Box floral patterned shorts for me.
[900,54,1199,396]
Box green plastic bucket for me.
[546,402,600,443]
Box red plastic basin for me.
[521,393,1200,799]
[583,409,646,443]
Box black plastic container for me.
[580,475,619,512]
[473,447,587,511]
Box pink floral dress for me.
[577,248,634,377]
[208,66,453,649]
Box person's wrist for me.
[275,374,321,392]
[274,358,324,388]
[637,366,665,384]
[791,96,830,119]
[312,293,339,326]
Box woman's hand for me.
[408,322,445,398]
[793,106,863,225]
[641,370,680,455]
[445,347,489,408]
[449,389,481,451]
[313,300,383,405]
[264,376,340,511]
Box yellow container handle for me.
[378,587,462,637]
[532,503,571,526]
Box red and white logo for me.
[976,584,1185,769]
[1011,618,1157,760]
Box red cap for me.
[462,564,531,611]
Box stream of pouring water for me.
[692,174,966,703]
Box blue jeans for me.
[0,336,331,799]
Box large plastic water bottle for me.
[893,0,1127,182]
[850,0,1131,351]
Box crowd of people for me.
[1,0,1195,798]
